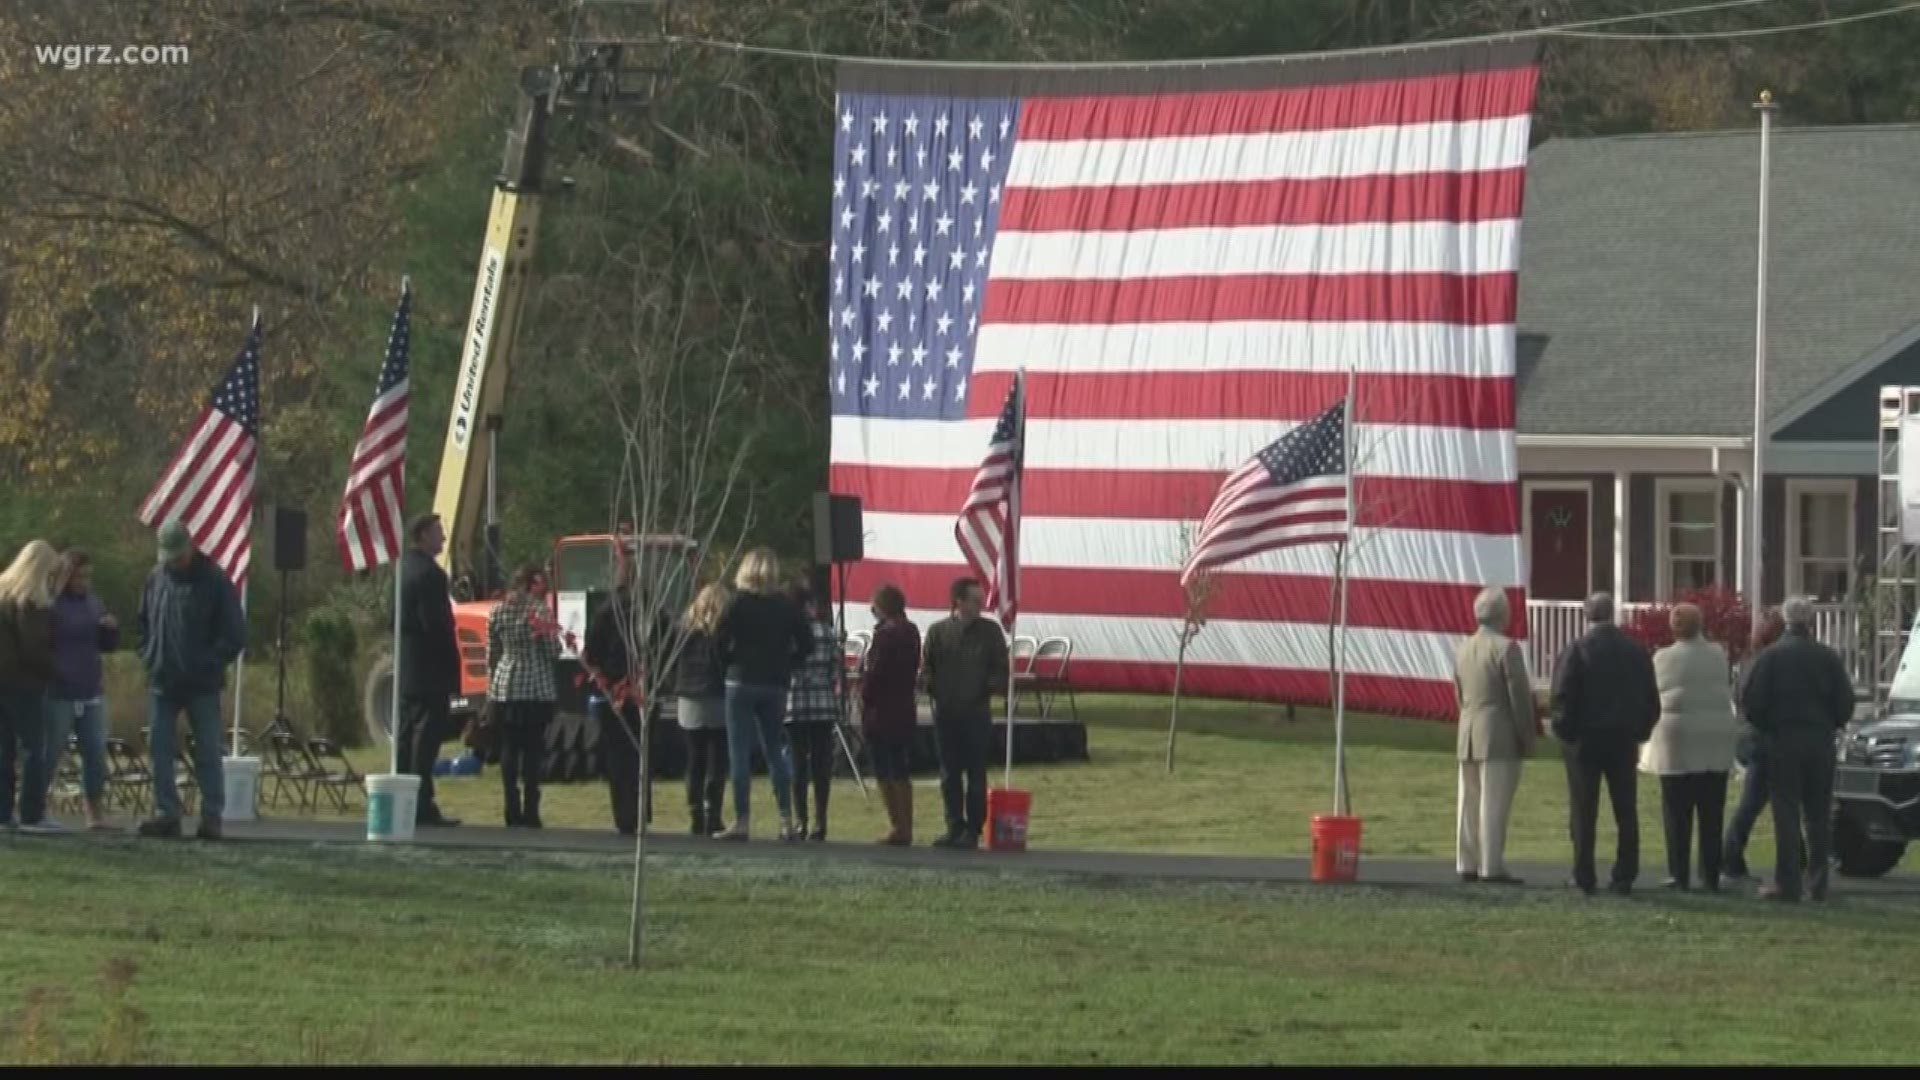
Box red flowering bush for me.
[1619,586,1754,666]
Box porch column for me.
[1613,472,1627,602]
[1733,480,1746,601]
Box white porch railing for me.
[1524,600,1863,689]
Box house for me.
[1514,124,1920,678]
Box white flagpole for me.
[390,556,403,778]
[389,276,411,780]
[1003,370,1024,791]
[231,577,248,756]
[1333,367,1357,817]
[1749,90,1776,636]
[232,304,263,760]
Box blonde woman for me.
[711,548,812,841]
[673,582,732,836]
[1645,603,1740,892]
[0,540,63,832]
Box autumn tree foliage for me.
[1620,586,1757,666]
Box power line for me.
[657,0,1811,71]
[1545,0,1920,38]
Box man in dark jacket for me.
[922,577,1010,850]
[397,514,461,827]
[1550,592,1659,895]
[1741,596,1856,902]
[137,520,247,840]
[584,564,673,837]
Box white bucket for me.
[365,773,421,843]
[222,756,261,822]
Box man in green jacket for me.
[922,577,1010,850]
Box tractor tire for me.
[1834,812,1907,879]
[363,651,396,747]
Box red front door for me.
[1528,487,1591,601]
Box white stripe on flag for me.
[990,219,1519,280]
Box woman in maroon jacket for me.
[862,583,921,846]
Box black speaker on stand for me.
[270,507,308,739]
[813,492,867,791]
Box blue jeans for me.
[0,689,49,824]
[149,690,225,821]
[724,682,793,820]
[1723,747,1771,874]
[45,698,109,804]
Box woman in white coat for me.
[1644,603,1741,892]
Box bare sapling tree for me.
[1166,512,1221,775]
[592,271,759,969]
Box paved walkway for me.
[33,814,1909,900]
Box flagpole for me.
[232,303,262,760]
[1749,90,1775,635]
[231,577,249,756]
[1333,366,1357,817]
[389,275,410,780]
[1004,369,1024,791]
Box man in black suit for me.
[398,513,461,827]
[1550,592,1660,895]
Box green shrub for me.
[301,604,362,747]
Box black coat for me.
[1741,627,1855,749]
[1550,623,1659,750]
[714,591,811,689]
[398,549,461,699]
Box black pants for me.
[497,702,551,825]
[788,722,836,825]
[1659,771,1729,888]
[1769,738,1836,900]
[1723,747,1771,875]
[935,712,990,838]
[868,733,912,782]
[1564,739,1640,891]
[397,694,447,814]
[600,702,652,835]
[684,727,728,825]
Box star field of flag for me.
[827,92,1019,421]
[1258,400,1345,486]
[213,324,263,437]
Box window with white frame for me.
[1787,479,1855,602]
[1656,479,1721,597]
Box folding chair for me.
[265,730,324,812]
[49,733,85,816]
[1025,637,1079,724]
[305,738,365,813]
[1008,636,1040,715]
[103,737,152,817]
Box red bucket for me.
[1310,814,1362,883]
[986,788,1032,852]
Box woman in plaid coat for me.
[785,586,842,841]
[488,565,560,827]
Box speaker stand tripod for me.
[832,560,869,801]
[266,565,295,741]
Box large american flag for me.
[338,284,413,572]
[956,372,1024,628]
[1183,396,1347,586]
[827,44,1539,720]
[138,316,262,587]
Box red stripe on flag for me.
[981,272,1518,326]
[1015,65,1540,141]
[833,466,1519,535]
[844,562,1528,638]
[967,370,1513,428]
[999,167,1527,232]
[1065,658,1464,725]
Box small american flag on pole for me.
[1182,395,1348,587]
[338,282,412,572]
[138,315,262,587]
[955,370,1024,629]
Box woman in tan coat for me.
[1452,586,1536,885]
[1644,603,1740,891]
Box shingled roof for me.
[1515,123,1920,437]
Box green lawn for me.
[316,695,1784,873]
[1,839,1914,1064]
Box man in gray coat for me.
[1453,586,1536,884]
